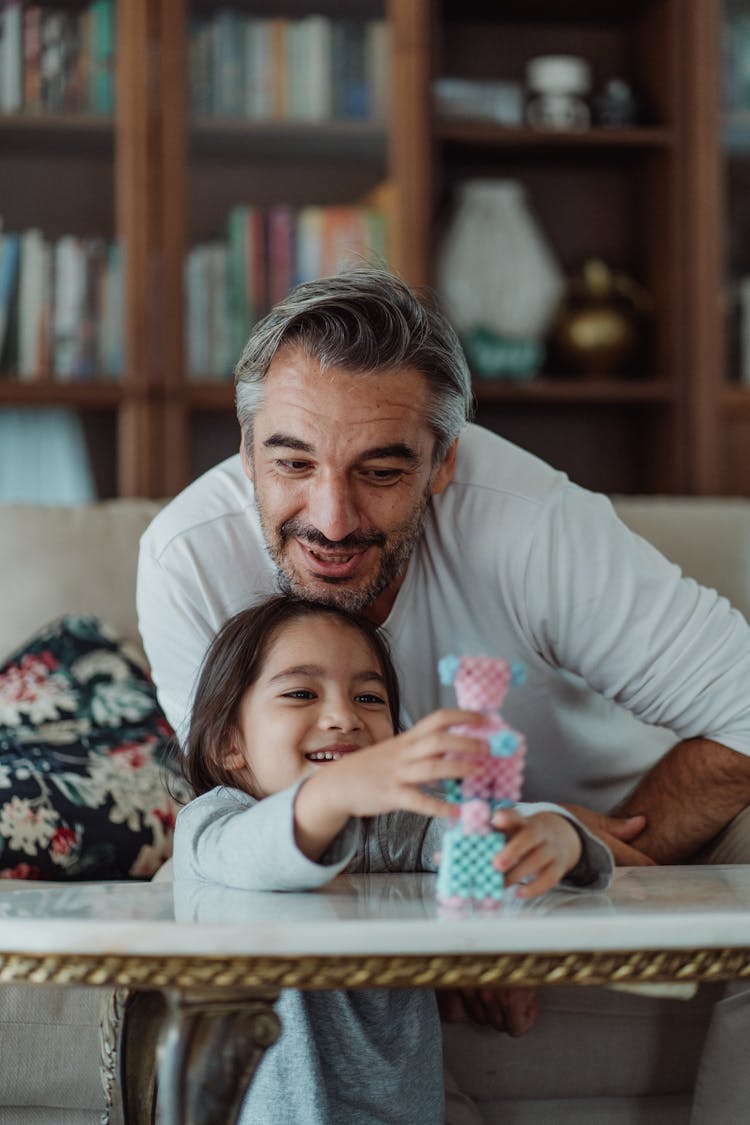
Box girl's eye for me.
[355,693,387,705]
[282,690,316,700]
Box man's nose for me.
[309,476,359,542]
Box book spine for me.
[0,232,21,371]
[23,5,42,114]
[366,19,390,123]
[188,18,213,118]
[331,21,368,120]
[267,204,295,307]
[1,0,23,113]
[89,0,115,115]
[18,228,51,381]
[212,9,243,118]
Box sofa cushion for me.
[0,614,190,880]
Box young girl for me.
[173,595,613,1125]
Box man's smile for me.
[297,540,370,579]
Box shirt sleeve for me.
[173,780,361,891]
[136,541,213,744]
[521,484,750,755]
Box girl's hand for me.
[327,708,493,820]
[491,809,583,899]
[294,709,491,860]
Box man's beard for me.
[257,488,432,614]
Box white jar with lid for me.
[526,55,591,131]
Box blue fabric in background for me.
[0,407,95,503]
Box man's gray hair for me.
[234,267,475,464]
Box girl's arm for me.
[173,784,361,891]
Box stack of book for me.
[186,201,387,379]
[0,0,116,115]
[0,227,123,381]
[189,11,389,122]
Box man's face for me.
[242,347,457,624]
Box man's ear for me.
[430,438,459,496]
[240,431,254,482]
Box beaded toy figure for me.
[436,654,526,908]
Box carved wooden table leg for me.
[156,989,281,1125]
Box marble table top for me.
[0,865,748,959]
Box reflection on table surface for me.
[0,866,747,958]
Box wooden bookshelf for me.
[1,0,746,498]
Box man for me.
[138,268,750,1122]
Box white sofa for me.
[0,495,749,1124]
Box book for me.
[99,241,123,378]
[243,18,272,120]
[295,205,324,285]
[0,231,21,370]
[331,20,368,120]
[294,15,333,122]
[18,228,51,381]
[227,205,251,359]
[188,17,213,118]
[267,204,295,308]
[40,9,72,113]
[52,235,86,380]
[23,5,42,113]
[366,20,390,123]
[212,8,244,118]
[269,18,288,120]
[1,0,23,113]
[89,0,115,114]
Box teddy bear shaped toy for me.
[436,654,526,908]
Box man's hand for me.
[562,806,655,866]
[437,986,538,1037]
[615,738,750,864]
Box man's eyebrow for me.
[263,433,314,452]
[358,444,420,464]
[268,664,386,686]
[262,435,420,465]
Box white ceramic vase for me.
[436,178,564,341]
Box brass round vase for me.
[550,259,651,379]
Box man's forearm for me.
[616,738,750,864]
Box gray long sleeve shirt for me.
[174,781,613,1125]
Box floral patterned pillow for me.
[0,615,190,880]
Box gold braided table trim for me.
[1,947,749,990]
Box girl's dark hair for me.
[181,595,401,797]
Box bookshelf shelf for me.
[0,381,124,408]
[435,124,676,150]
[0,113,114,154]
[190,118,388,163]
[180,383,235,411]
[471,378,677,405]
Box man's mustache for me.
[279,519,386,551]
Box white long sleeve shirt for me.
[138,424,750,812]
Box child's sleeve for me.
[517,801,614,891]
[173,779,361,891]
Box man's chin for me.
[278,566,377,613]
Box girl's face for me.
[226,614,395,797]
